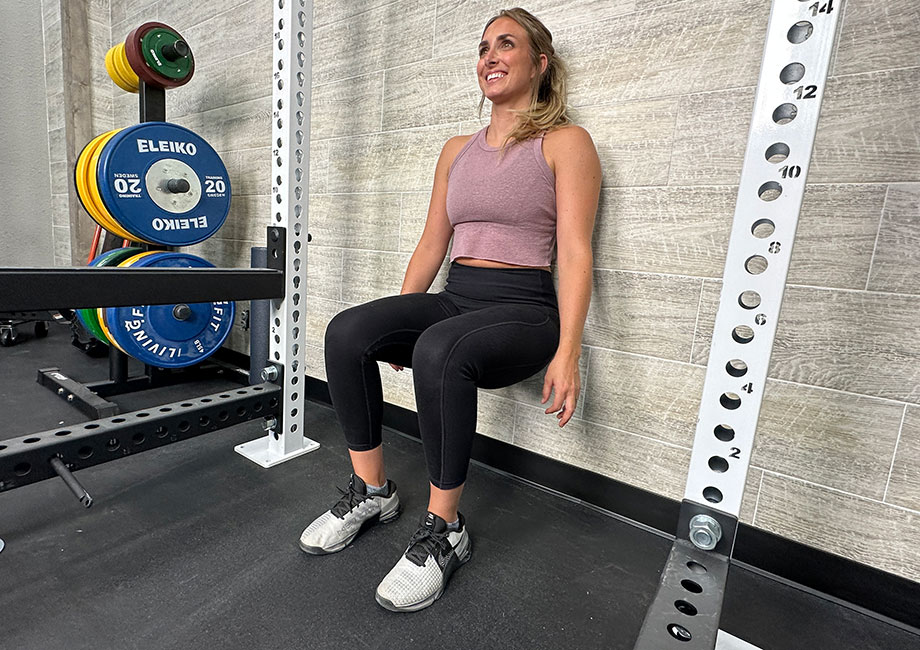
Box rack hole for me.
[84,424,100,430]
[201,398,212,404]
[745,255,768,275]
[772,103,798,125]
[181,402,193,408]
[765,143,789,163]
[674,600,698,616]
[270,397,280,408]
[106,438,120,452]
[732,325,754,344]
[758,181,783,202]
[237,407,248,417]
[23,437,40,444]
[78,446,93,459]
[254,402,264,412]
[219,394,231,399]
[178,420,190,433]
[780,62,805,84]
[720,392,742,410]
[136,412,149,418]
[218,410,229,422]
[703,486,724,503]
[751,219,774,239]
[133,433,145,445]
[681,579,703,594]
[112,418,126,423]
[787,21,813,44]
[714,424,735,442]
[738,291,761,309]
[686,561,707,574]
[14,462,31,476]
[725,359,748,377]
[708,456,729,473]
[159,407,172,413]
[199,416,211,427]
[155,426,169,438]
[667,624,692,642]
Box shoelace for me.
[330,479,371,518]
[405,525,452,567]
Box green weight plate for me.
[141,27,193,81]
[78,247,144,343]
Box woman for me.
[299,7,601,612]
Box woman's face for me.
[477,16,546,106]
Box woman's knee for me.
[412,328,471,380]
[324,305,371,354]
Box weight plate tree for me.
[633,0,842,647]
[75,247,145,343]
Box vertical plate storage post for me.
[634,0,841,647]
[235,0,319,467]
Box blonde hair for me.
[478,7,570,146]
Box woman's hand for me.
[541,352,580,427]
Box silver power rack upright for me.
[633,0,841,647]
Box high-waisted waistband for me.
[444,262,558,311]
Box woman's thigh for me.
[412,304,560,388]
[324,292,458,368]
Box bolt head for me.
[689,514,722,551]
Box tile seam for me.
[689,280,706,363]
[750,469,765,526]
[882,405,908,503]
[864,184,890,291]
[761,469,920,516]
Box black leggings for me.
[324,262,560,489]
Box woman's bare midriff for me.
[454,257,551,272]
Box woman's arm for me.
[541,125,601,426]
[400,136,468,294]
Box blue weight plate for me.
[97,122,231,246]
[104,252,235,368]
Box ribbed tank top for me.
[446,126,556,267]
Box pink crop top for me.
[446,126,557,267]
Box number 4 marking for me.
[809,0,834,16]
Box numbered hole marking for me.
[708,456,729,473]
[808,1,835,17]
[714,424,735,441]
[703,487,724,503]
[751,219,775,239]
[765,143,790,163]
[732,325,755,344]
[738,290,761,309]
[726,359,748,377]
[745,255,769,275]
[780,62,806,84]
[788,20,814,44]
[758,181,783,202]
[720,392,742,410]
[772,103,798,125]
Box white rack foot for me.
[234,436,320,468]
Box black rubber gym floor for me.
[1,322,918,649]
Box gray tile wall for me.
[64,0,918,583]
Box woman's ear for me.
[539,53,549,75]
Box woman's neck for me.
[485,101,526,146]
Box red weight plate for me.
[125,21,190,89]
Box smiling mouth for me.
[485,72,506,82]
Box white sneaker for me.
[375,511,472,612]
[299,474,401,555]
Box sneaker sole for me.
[375,535,472,612]
[299,503,402,555]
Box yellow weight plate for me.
[96,250,160,351]
[84,130,131,238]
[105,44,137,93]
[113,42,140,92]
[76,132,119,232]
[88,129,148,242]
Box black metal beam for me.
[0,267,284,311]
[0,383,281,493]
